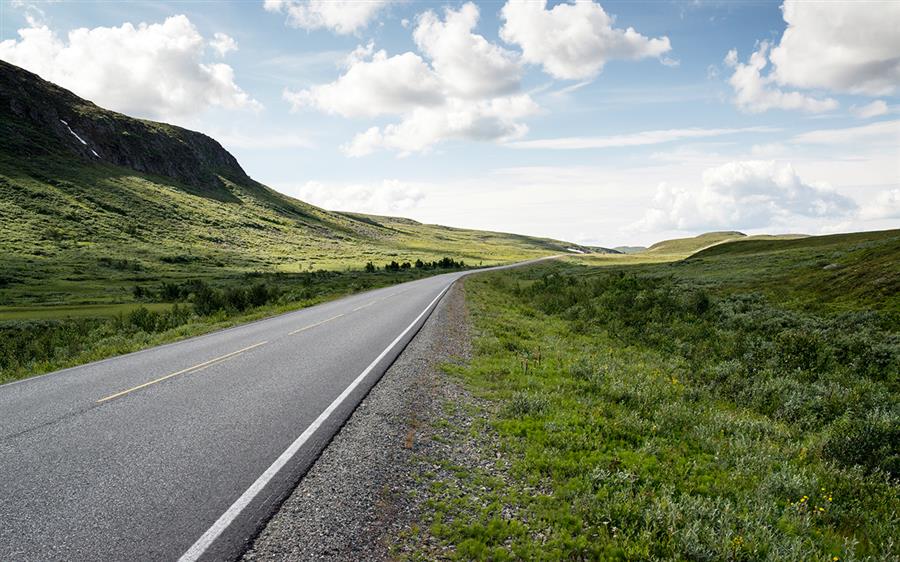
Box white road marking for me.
[177,282,453,562]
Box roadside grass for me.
[0,265,459,384]
[408,234,899,560]
[0,302,173,321]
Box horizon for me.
[1,0,898,246]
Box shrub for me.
[822,411,900,478]
[505,391,549,417]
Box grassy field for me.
[405,230,899,560]
[0,265,473,384]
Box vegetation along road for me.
[0,258,552,562]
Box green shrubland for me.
[412,231,899,561]
[0,264,465,384]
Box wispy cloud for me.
[506,126,778,150]
[792,120,899,145]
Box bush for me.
[822,412,900,478]
[505,391,549,417]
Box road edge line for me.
[177,282,454,562]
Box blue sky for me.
[1,0,898,246]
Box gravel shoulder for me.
[243,280,476,561]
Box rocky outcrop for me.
[0,60,250,191]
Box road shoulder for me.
[243,280,473,561]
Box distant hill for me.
[0,60,583,305]
[645,231,747,255]
[643,231,810,256]
[686,229,899,310]
[613,246,647,254]
[583,246,622,254]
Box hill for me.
[0,60,583,308]
[644,231,747,255]
[613,246,646,254]
[643,231,810,256]
[683,229,900,310]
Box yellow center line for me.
[288,313,346,335]
[97,341,269,403]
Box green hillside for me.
[683,229,900,310]
[643,230,747,255]
[643,231,810,257]
[0,60,580,309]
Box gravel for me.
[242,280,474,561]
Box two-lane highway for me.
[0,259,550,561]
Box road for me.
[0,259,550,561]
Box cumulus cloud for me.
[0,15,259,121]
[343,95,537,156]
[723,0,900,113]
[499,0,671,80]
[860,189,900,220]
[637,160,856,231]
[263,0,392,35]
[770,0,900,96]
[284,46,443,118]
[413,3,521,99]
[285,179,425,215]
[287,3,536,155]
[209,32,238,57]
[724,43,838,114]
[850,100,889,119]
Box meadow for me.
[407,230,899,561]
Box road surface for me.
[0,259,550,561]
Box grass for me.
[405,230,899,561]
[0,265,472,385]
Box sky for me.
[1,0,898,247]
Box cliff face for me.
[0,60,250,191]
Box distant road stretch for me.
[0,257,554,561]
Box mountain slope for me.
[643,231,810,256]
[0,61,584,306]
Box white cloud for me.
[860,189,900,220]
[209,32,237,57]
[637,160,856,231]
[413,3,521,99]
[506,126,776,150]
[770,0,900,97]
[280,179,425,215]
[724,42,838,114]
[343,95,537,156]
[850,100,889,119]
[792,119,900,145]
[499,0,671,80]
[0,16,260,122]
[263,0,392,35]
[284,46,443,118]
[289,4,537,155]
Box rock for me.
[0,60,250,193]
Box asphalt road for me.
[0,259,550,561]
